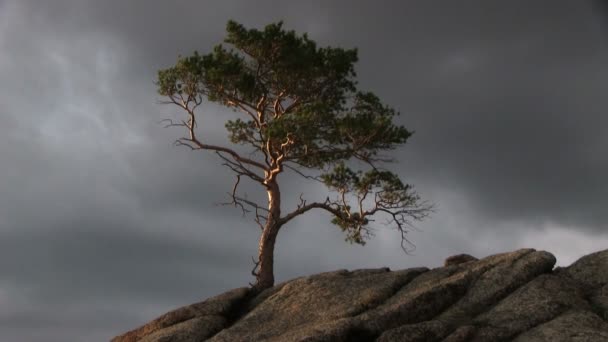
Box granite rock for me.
[112,248,608,342]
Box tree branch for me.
[279,190,434,254]
[215,174,269,222]
[279,197,341,225]
[226,97,261,128]
[216,151,265,183]
[283,163,324,184]
[164,102,269,171]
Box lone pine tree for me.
[156,21,432,292]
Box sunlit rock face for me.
[112,248,608,342]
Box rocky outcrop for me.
[112,248,608,341]
[443,254,478,267]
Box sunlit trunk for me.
[253,179,282,291]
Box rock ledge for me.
[112,248,608,341]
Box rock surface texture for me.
[112,248,608,341]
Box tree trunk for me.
[253,180,282,292]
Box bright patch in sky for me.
[518,222,608,267]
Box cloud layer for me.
[1,1,607,341]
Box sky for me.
[1,1,607,341]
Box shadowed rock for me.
[513,310,608,341]
[209,267,428,341]
[112,248,608,341]
[444,253,478,267]
[111,287,250,342]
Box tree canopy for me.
[156,20,432,290]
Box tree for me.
[156,21,433,292]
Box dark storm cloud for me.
[270,0,608,232]
[0,215,250,303]
[592,0,608,32]
[0,223,255,342]
[1,1,607,341]
[383,2,608,231]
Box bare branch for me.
[183,110,267,170]
[253,205,267,231]
[213,173,270,222]
[158,118,186,128]
[216,188,270,215]
[216,151,265,183]
[279,189,434,254]
[282,97,300,114]
[249,256,261,286]
[173,138,199,150]
[226,98,261,128]
[283,163,324,184]
[279,197,341,225]
[256,92,268,116]
[217,175,249,217]
[272,89,287,117]
[191,138,268,170]
[160,93,268,172]
[297,193,306,210]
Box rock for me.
[111,287,250,342]
[112,248,608,341]
[513,310,608,342]
[444,253,478,266]
[470,273,589,340]
[561,249,608,291]
[442,325,477,342]
[376,320,448,342]
[209,267,428,341]
[437,250,556,324]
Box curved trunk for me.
[253,180,282,291]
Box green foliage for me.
[225,118,257,145]
[158,21,357,109]
[321,162,415,203]
[157,21,412,167]
[321,161,421,243]
[157,20,428,246]
[224,21,358,107]
[157,47,256,104]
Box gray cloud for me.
[1,1,607,341]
